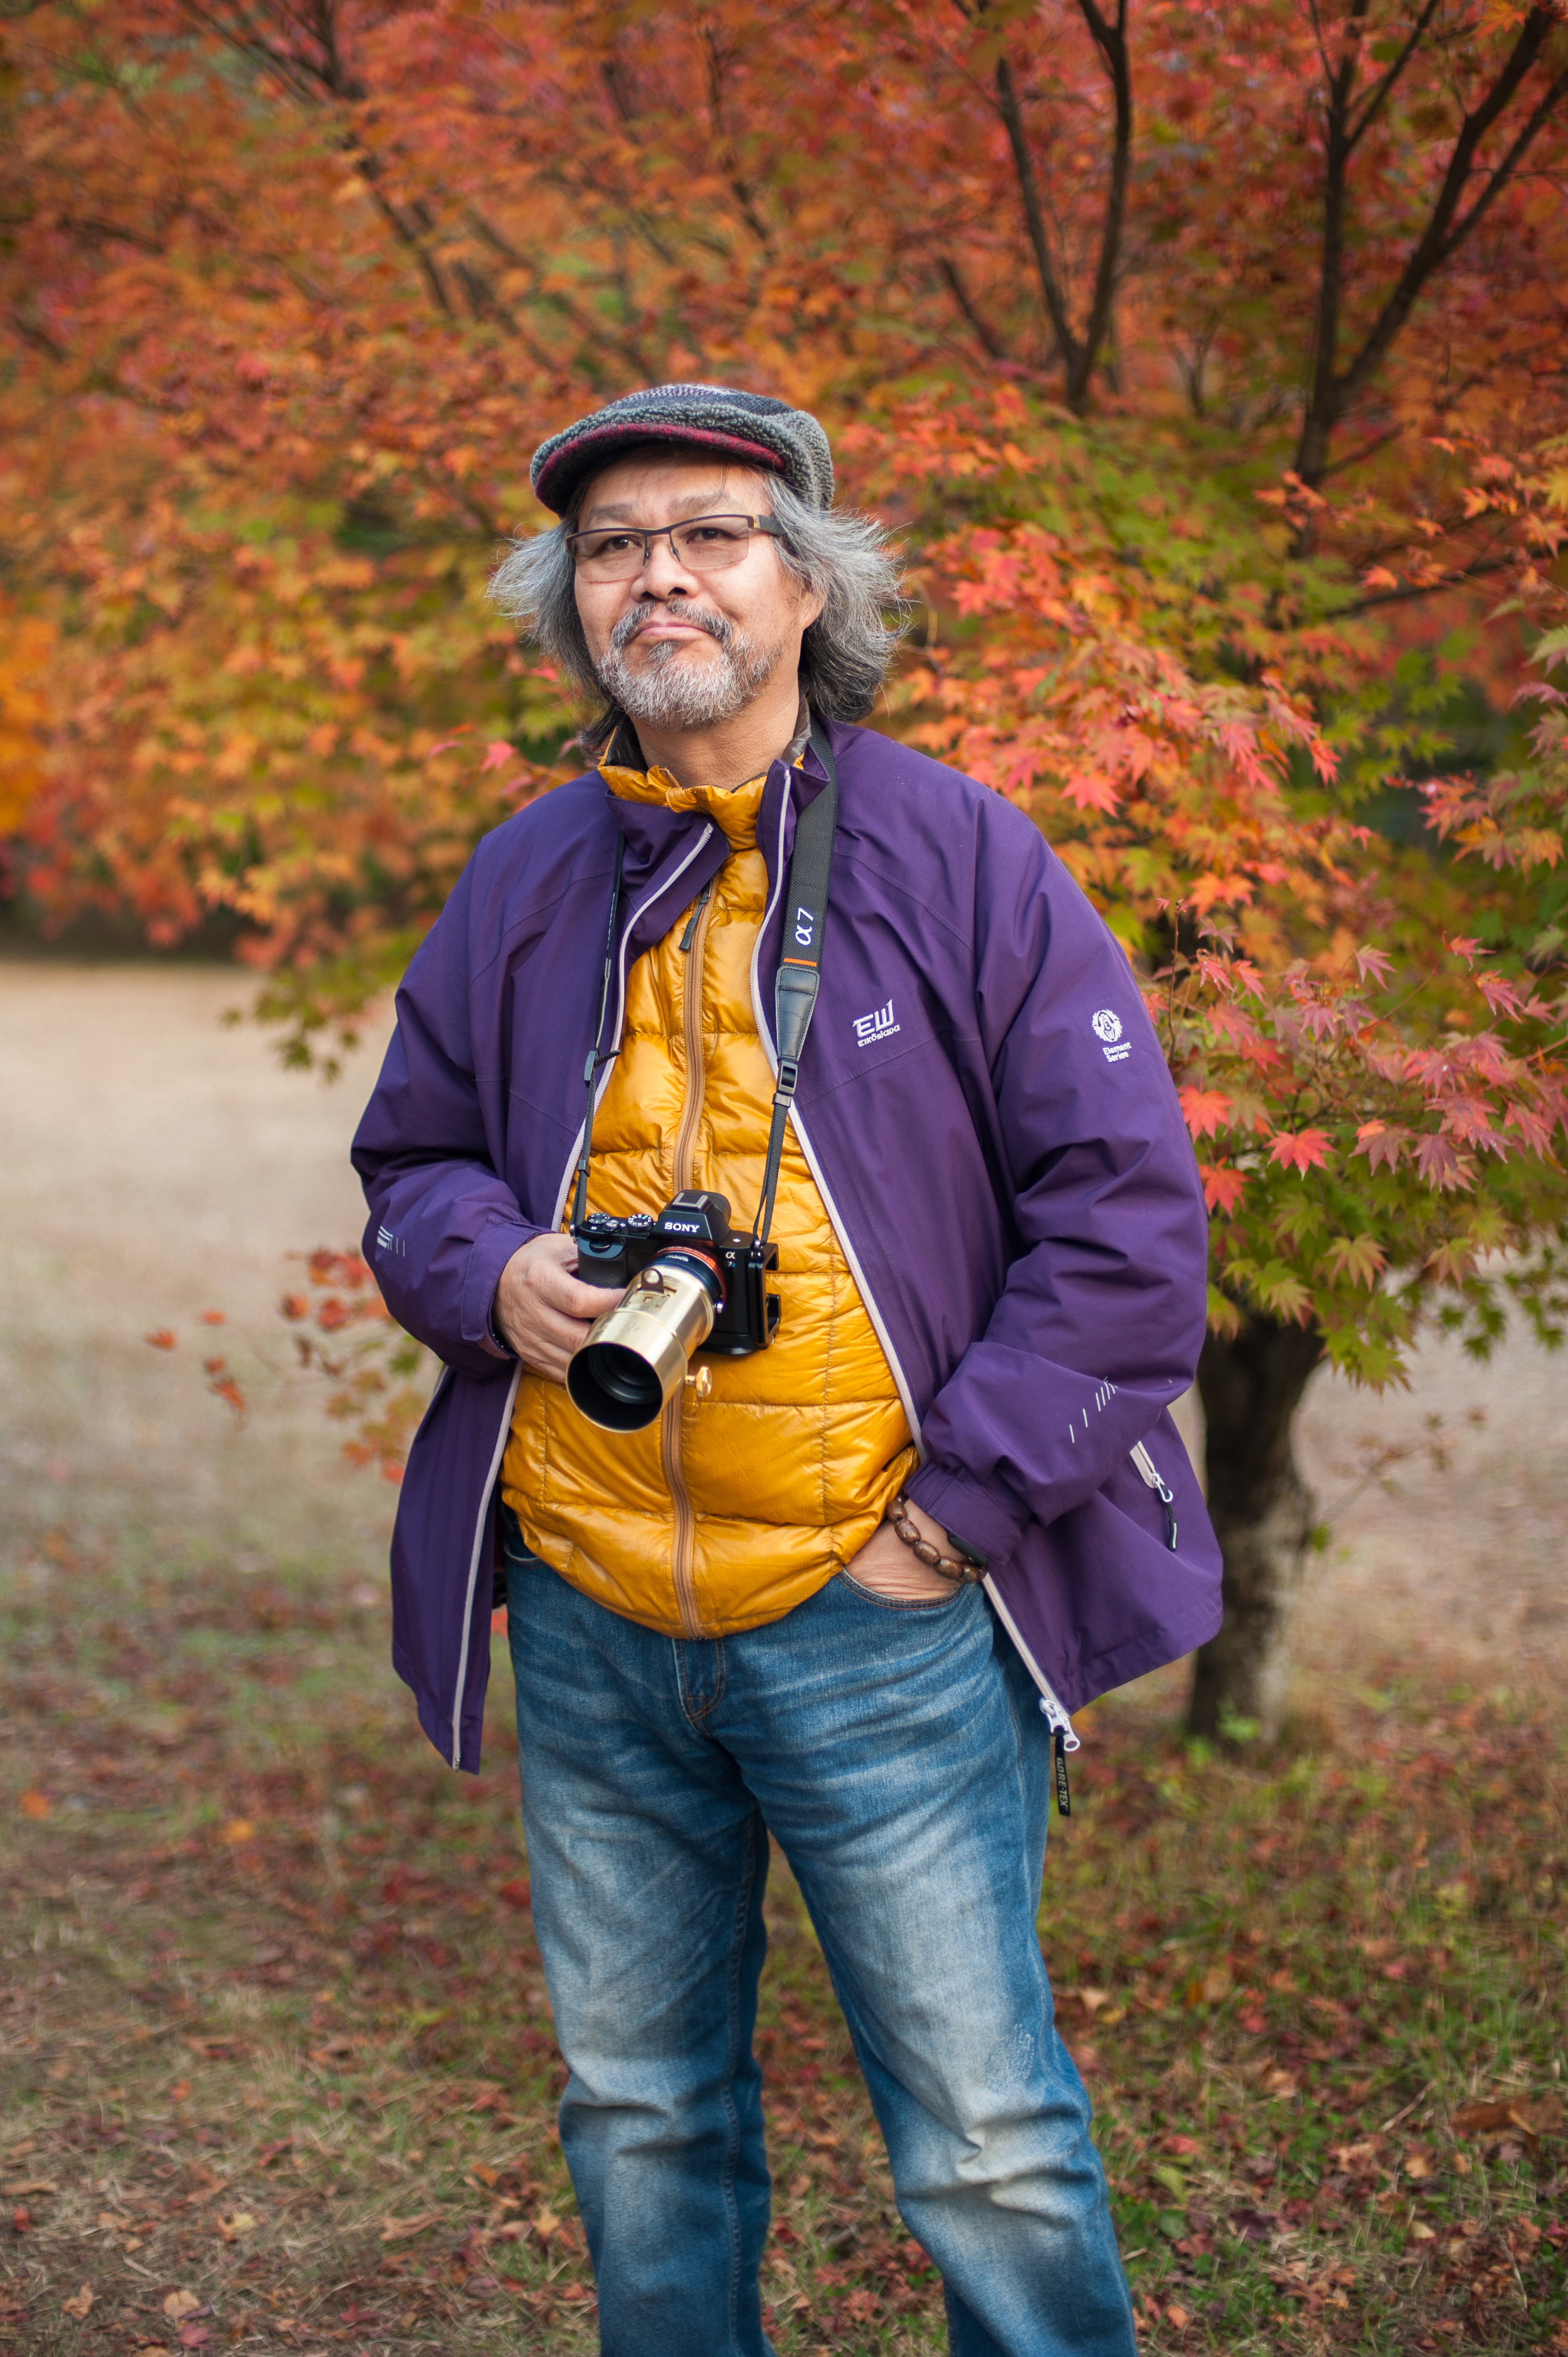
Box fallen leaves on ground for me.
[4,1549,1566,2355]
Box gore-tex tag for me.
[1053,1729,1072,1817]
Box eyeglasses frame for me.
[563,511,791,575]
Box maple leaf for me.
[1503,1099,1554,1153]
[1199,1161,1248,1214]
[1353,1121,1407,1173]
[1325,1234,1386,1289]
[1267,1128,1332,1173]
[1205,1284,1243,1339]
[1179,1085,1233,1139]
[1414,1134,1470,1192]
[1254,1263,1313,1322]
[1475,971,1524,1018]
[480,739,519,774]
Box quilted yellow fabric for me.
[499,760,915,1638]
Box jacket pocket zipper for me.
[1130,1439,1179,1550]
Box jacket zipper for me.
[452,824,724,1765]
[662,876,719,1638]
[448,1362,521,1768]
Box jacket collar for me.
[596,700,828,890]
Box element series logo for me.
[1091,1008,1130,1064]
[853,999,901,1047]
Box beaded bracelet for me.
[884,1494,987,1585]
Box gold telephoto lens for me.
[566,1255,723,1432]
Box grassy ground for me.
[3,1521,1564,2357]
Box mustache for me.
[609,599,733,654]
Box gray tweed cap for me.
[530,383,834,518]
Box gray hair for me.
[488,473,909,747]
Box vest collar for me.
[596,701,812,855]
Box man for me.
[352,382,1222,2357]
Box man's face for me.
[571,451,821,731]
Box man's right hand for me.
[493,1233,608,1383]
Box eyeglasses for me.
[564,512,788,582]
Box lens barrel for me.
[566,1249,724,1432]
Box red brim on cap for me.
[535,421,787,514]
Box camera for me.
[566,1191,780,1432]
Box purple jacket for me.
[352,718,1221,1771]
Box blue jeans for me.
[502,1522,1135,2357]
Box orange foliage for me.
[0,606,53,835]
[4,1,1568,1387]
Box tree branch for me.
[990,1,1131,414]
[1345,0,1441,153]
[1069,0,1131,412]
[1297,0,1371,492]
[1314,422,1407,480]
[1323,552,1513,619]
[1296,6,1567,486]
[464,203,651,381]
[937,252,1013,361]
[702,26,774,255]
[1334,28,1566,426]
[4,308,67,361]
[174,0,364,103]
[992,51,1079,371]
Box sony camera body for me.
[573,1191,778,1354]
[566,1191,780,1431]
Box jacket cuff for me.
[905,1462,1029,1570]
[462,1212,544,1361]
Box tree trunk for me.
[1187,1316,1324,1744]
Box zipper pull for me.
[1130,1439,1179,1551]
[1037,1689,1081,1750]
[1053,1727,1072,1817]
[678,878,714,953]
[1037,1688,1080,1817]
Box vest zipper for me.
[664,876,719,1637]
[673,875,716,1190]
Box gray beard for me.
[595,601,788,730]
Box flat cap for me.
[531,382,834,518]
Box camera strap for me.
[570,829,627,1230]
[571,724,837,1248]
[750,719,838,1254]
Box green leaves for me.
[1324,1233,1387,1289]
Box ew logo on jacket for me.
[376,1224,407,1257]
[852,999,901,1048]
[1091,1009,1130,1064]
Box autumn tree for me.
[4,0,1567,1735]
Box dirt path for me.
[3,960,1564,1703]
[1,964,397,1597]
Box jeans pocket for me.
[500,1504,548,1572]
[834,1567,969,1615]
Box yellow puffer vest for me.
[500,760,916,1638]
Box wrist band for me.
[885,1494,987,1585]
